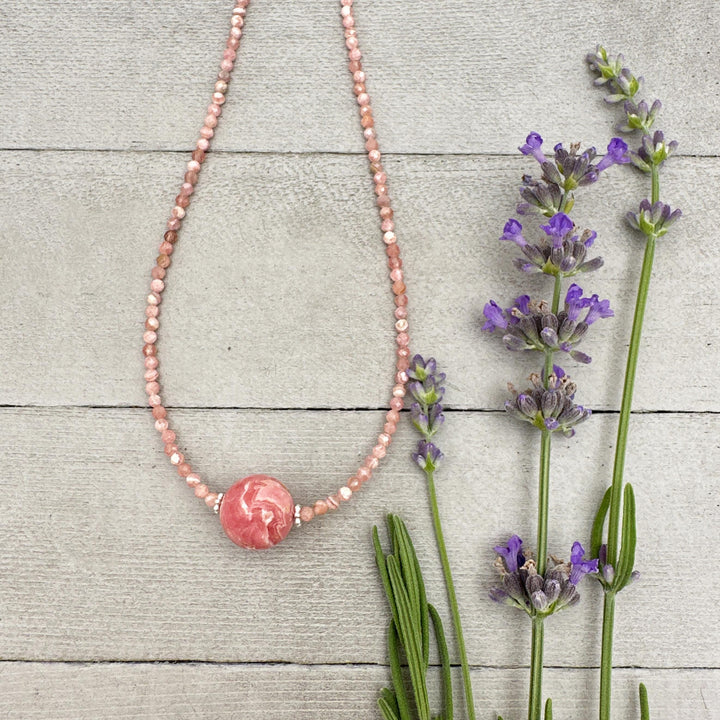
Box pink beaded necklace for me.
[142,0,410,549]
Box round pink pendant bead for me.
[219,475,295,549]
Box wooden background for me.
[1,1,718,717]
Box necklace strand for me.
[142,0,409,543]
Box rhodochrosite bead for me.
[219,475,294,549]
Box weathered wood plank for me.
[0,1,714,154]
[0,663,716,719]
[1,408,717,667]
[0,152,708,410]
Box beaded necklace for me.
[142,0,409,549]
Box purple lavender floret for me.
[505,369,591,438]
[501,213,603,277]
[412,440,444,471]
[519,132,547,164]
[596,138,630,172]
[626,199,682,237]
[483,287,611,364]
[569,542,600,585]
[490,536,596,617]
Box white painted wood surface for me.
[1,0,718,718]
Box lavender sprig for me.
[407,355,477,720]
[587,45,681,720]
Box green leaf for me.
[387,621,412,720]
[387,556,431,720]
[544,698,553,720]
[429,604,453,720]
[639,682,650,720]
[378,693,400,720]
[615,483,637,591]
[393,516,430,670]
[373,524,399,630]
[591,487,612,560]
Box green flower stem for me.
[599,163,660,720]
[529,617,545,720]
[528,428,552,720]
[599,591,616,720]
[426,468,476,720]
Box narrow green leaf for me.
[373,525,399,630]
[615,483,637,591]
[378,696,400,720]
[544,698,553,720]
[394,517,430,670]
[387,557,431,720]
[393,517,422,640]
[429,604,453,720]
[591,487,612,559]
[639,682,650,720]
[387,621,412,720]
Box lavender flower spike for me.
[626,199,682,238]
[519,132,547,164]
[412,439,443,471]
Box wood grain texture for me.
[0,151,711,410]
[1,664,717,719]
[0,1,716,154]
[2,408,718,668]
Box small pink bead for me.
[145,368,159,382]
[194,484,209,498]
[197,138,210,150]
[341,0,353,6]
[396,319,409,332]
[357,466,372,482]
[396,333,410,347]
[154,418,169,432]
[368,150,381,163]
[386,409,400,423]
[217,69,231,82]
[374,171,387,185]
[383,232,397,245]
[151,266,166,280]
[349,48,362,61]
[167,218,181,231]
[187,160,201,172]
[353,70,365,83]
[395,306,408,319]
[208,104,222,119]
[148,394,162,407]
[357,92,369,106]
[300,506,315,522]
[390,397,403,411]
[186,473,201,487]
[397,347,410,358]
[178,463,192,477]
[227,36,240,50]
[221,58,234,71]
[372,444,386,459]
[165,444,178,457]
[384,421,396,435]
[213,81,227,94]
[145,355,159,369]
[364,128,376,140]
[348,477,362,492]
[314,500,328,515]
[375,184,387,196]
[147,292,161,306]
[200,126,214,140]
[378,433,391,447]
[145,317,159,331]
[161,429,176,444]
[341,5,352,16]
[230,14,243,27]
[230,26,242,39]
[392,384,406,398]
[152,405,167,420]
[346,37,358,50]
[396,370,409,384]
[342,16,354,28]
[365,456,379,470]
[172,205,187,219]
[143,331,157,344]
[150,278,164,293]
[397,357,410,371]
[204,114,218,128]
[170,452,184,466]
[213,92,226,104]
[205,493,219,507]
[381,220,394,232]
[338,486,352,501]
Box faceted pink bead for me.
[219,475,294,549]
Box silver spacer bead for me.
[213,492,225,515]
[294,504,302,527]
